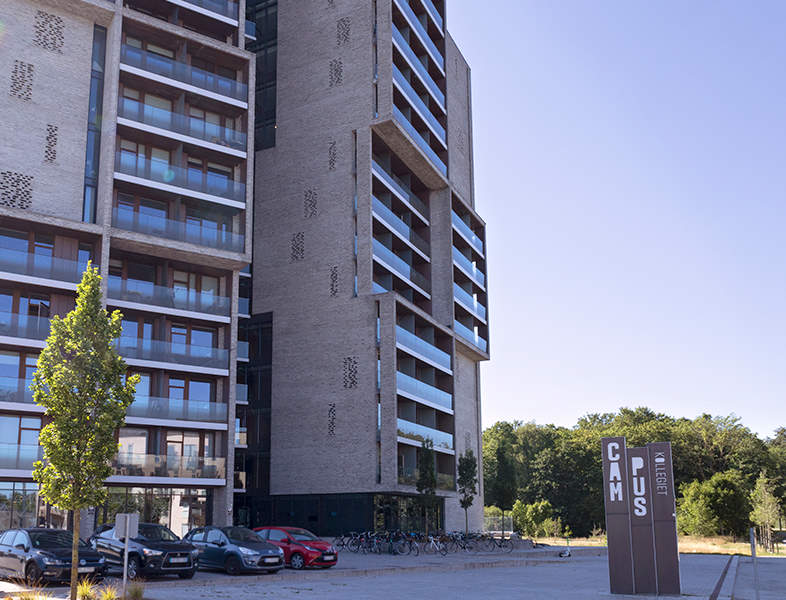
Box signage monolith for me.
[627,446,657,594]
[601,437,634,594]
[647,442,681,595]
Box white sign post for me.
[116,513,139,600]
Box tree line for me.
[482,407,785,540]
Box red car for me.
[253,526,337,570]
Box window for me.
[0,415,41,445]
[0,228,28,253]
[206,528,223,545]
[0,530,16,546]
[166,430,199,459]
[189,529,205,542]
[118,428,148,456]
[267,529,287,542]
[13,531,29,549]
[19,294,50,319]
[167,376,214,403]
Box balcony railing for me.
[238,297,250,315]
[371,159,428,219]
[393,0,444,70]
[437,472,455,490]
[0,377,34,405]
[395,325,450,371]
[393,65,446,144]
[237,341,249,360]
[236,383,248,404]
[244,20,256,39]
[112,207,245,253]
[398,467,455,490]
[120,44,247,102]
[126,395,227,423]
[373,239,431,294]
[0,444,43,470]
[179,0,239,20]
[0,311,51,341]
[116,337,229,370]
[397,418,453,450]
[396,371,452,411]
[451,211,484,256]
[419,0,444,32]
[115,152,246,204]
[234,426,247,445]
[393,106,447,176]
[452,247,486,289]
[108,276,230,318]
[372,196,430,256]
[372,281,389,294]
[233,470,247,490]
[454,319,488,353]
[113,452,226,479]
[392,25,444,109]
[0,247,88,284]
[118,97,246,151]
[453,282,486,322]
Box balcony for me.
[0,377,34,405]
[393,65,446,145]
[0,247,88,288]
[244,20,256,40]
[0,311,51,343]
[237,341,249,361]
[372,238,431,295]
[372,196,429,257]
[454,319,488,353]
[372,281,389,294]
[112,207,245,253]
[126,396,227,424]
[234,426,247,446]
[371,159,428,221]
[451,211,484,256]
[452,247,486,289]
[392,25,444,110]
[398,467,455,490]
[396,371,452,412]
[236,383,248,404]
[238,297,250,315]
[120,44,248,104]
[108,276,230,320]
[116,337,229,370]
[176,0,239,21]
[393,0,444,71]
[112,452,226,479]
[115,152,246,207]
[393,106,447,176]
[419,0,444,32]
[397,418,453,450]
[396,325,451,372]
[453,283,486,323]
[0,444,43,471]
[233,470,247,491]
[118,97,247,154]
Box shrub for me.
[77,579,97,600]
[127,583,145,600]
[100,586,119,600]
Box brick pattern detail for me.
[465,431,472,451]
[33,11,65,53]
[327,403,337,437]
[329,58,343,87]
[0,171,34,209]
[328,141,337,171]
[336,17,351,46]
[342,356,358,389]
[327,0,335,7]
[303,188,318,218]
[10,61,34,100]
[44,124,58,163]
[456,130,466,155]
[329,265,339,296]
[290,232,305,261]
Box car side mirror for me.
[217,540,226,547]
[282,539,290,544]
[15,543,27,551]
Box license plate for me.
[322,554,335,561]
[263,557,279,563]
[169,557,188,564]
[77,567,94,574]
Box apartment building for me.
[237,0,489,534]
[0,0,254,534]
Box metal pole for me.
[749,527,760,600]
[122,516,129,600]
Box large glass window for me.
[83,25,106,223]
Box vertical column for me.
[647,442,681,595]
[601,436,634,594]
[627,446,657,594]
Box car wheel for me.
[126,556,142,580]
[25,562,42,585]
[225,555,242,575]
[178,569,195,579]
[289,553,305,570]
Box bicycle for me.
[421,534,448,556]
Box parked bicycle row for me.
[331,531,516,556]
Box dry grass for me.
[535,535,784,557]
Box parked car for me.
[254,526,337,570]
[0,528,106,584]
[183,526,284,575]
[89,522,197,579]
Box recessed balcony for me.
[397,417,454,451]
[393,105,447,177]
[236,383,248,404]
[116,337,229,373]
[454,319,488,353]
[169,0,239,23]
[0,444,43,471]
[0,248,88,290]
[395,325,451,373]
[111,452,226,480]
[453,283,486,323]
[392,25,445,111]
[398,467,455,490]
[237,341,249,362]
[0,377,35,407]
[419,0,444,33]
[392,65,446,147]
[125,395,228,425]
[393,0,444,72]
[371,159,429,222]
[372,239,431,297]
[396,371,452,412]
[0,312,50,346]
[372,196,430,258]
[452,247,486,290]
[451,211,484,257]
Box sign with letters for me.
[601,438,680,596]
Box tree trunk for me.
[464,508,468,534]
[501,510,505,540]
[70,512,80,600]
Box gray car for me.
[184,526,284,575]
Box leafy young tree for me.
[750,472,780,552]
[457,448,478,533]
[489,442,517,538]
[416,438,437,535]
[32,264,137,600]
[677,479,718,536]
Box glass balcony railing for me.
[454,319,488,353]
[237,341,249,360]
[120,44,247,101]
[0,377,34,405]
[371,159,428,218]
[0,247,88,284]
[116,337,229,370]
[108,276,231,317]
[373,239,431,294]
[397,418,454,450]
[372,281,389,294]
[392,25,444,109]
[180,0,239,20]
[372,196,430,256]
[453,283,486,322]
[395,325,450,371]
[240,264,251,276]
[396,371,452,411]
[236,383,248,404]
[233,470,247,490]
[127,396,227,423]
[244,20,256,39]
[234,426,247,445]
[393,0,444,70]
[118,97,247,151]
[398,468,453,489]
[0,444,43,470]
[0,311,51,341]
[112,207,244,253]
[451,211,484,255]
[452,246,486,288]
[112,452,226,479]
[115,152,246,204]
[419,0,444,32]
[393,65,446,144]
[393,106,447,176]
[238,297,250,315]
[437,472,455,490]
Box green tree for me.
[32,264,137,600]
[487,442,517,538]
[750,472,780,552]
[676,471,750,537]
[457,448,478,533]
[416,438,437,535]
[677,479,718,536]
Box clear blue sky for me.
[449,1,786,439]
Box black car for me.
[0,528,107,584]
[90,523,197,579]
[183,526,284,575]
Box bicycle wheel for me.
[484,537,497,552]
[394,540,410,555]
[438,542,448,557]
[410,541,420,556]
[422,540,435,554]
[347,537,361,553]
[500,538,514,553]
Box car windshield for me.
[287,529,318,541]
[30,530,89,549]
[136,525,179,542]
[221,527,260,543]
